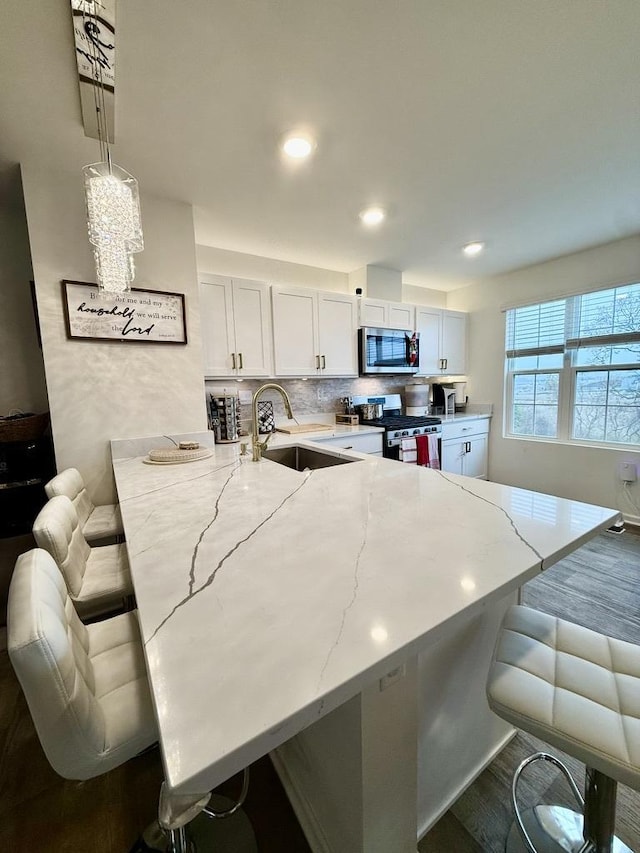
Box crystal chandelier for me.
[81,2,143,294]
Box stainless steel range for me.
[351,394,441,460]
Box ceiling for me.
[1,0,639,291]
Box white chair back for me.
[7,549,108,779]
[32,495,90,597]
[45,467,94,529]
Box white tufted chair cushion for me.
[45,468,123,544]
[32,495,133,619]
[487,605,640,792]
[8,549,157,780]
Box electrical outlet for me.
[379,664,406,691]
[617,462,637,483]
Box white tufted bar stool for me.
[32,494,133,620]
[487,605,640,853]
[45,467,124,545]
[9,549,256,853]
[8,549,157,780]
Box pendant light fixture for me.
[78,1,143,294]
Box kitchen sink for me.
[262,445,360,471]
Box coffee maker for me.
[431,383,456,416]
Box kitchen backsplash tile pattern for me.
[204,377,432,430]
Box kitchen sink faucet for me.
[251,383,295,461]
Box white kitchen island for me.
[112,431,619,852]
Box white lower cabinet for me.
[272,286,358,377]
[440,418,489,479]
[313,432,383,456]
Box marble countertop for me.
[270,422,384,441]
[112,433,618,796]
[439,412,492,423]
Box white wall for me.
[197,244,349,292]
[197,245,448,309]
[0,200,48,414]
[20,160,207,504]
[448,235,640,522]
[404,284,447,309]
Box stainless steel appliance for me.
[358,327,419,375]
[404,383,430,416]
[354,402,383,420]
[352,394,441,460]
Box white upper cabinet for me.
[272,286,358,377]
[200,275,272,377]
[358,298,415,330]
[441,310,467,375]
[317,292,358,376]
[271,286,319,376]
[415,308,467,376]
[414,307,442,375]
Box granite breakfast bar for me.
[111,431,619,852]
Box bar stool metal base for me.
[167,795,257,853]
[506,806,633,853]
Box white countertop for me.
[112,433,618,797]
[270,422,384,442]
[439,412,492,423]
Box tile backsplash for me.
[204,376,433,431]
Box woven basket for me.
[0,412,50,443]
[148,447,212,463]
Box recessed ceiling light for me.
[359,206,386,226]
[463,241,485,256]
[281,134,315,159]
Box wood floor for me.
[419,526,640,853]
[1,528,638,852]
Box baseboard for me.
[417,728,517,841]
[270,749,333,853]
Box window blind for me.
[566,283,640,350]
[505,299,566,359]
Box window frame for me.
[504,283,640,450]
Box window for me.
[505,283,640,447]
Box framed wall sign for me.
[62,280,188,344]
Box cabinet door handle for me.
[231,353,236,370]
[443,358,448,370]
[238,352,243,369]
[321,355,326,369]
[465,441,471,453]
[316,355,320,369]
[344,445,353,449]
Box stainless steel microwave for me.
[358,327,420,375]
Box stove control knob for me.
[413,429,421,435]
[401,430,408,436]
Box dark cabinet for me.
[0,415,56,538]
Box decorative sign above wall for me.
[62,280,188,344]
